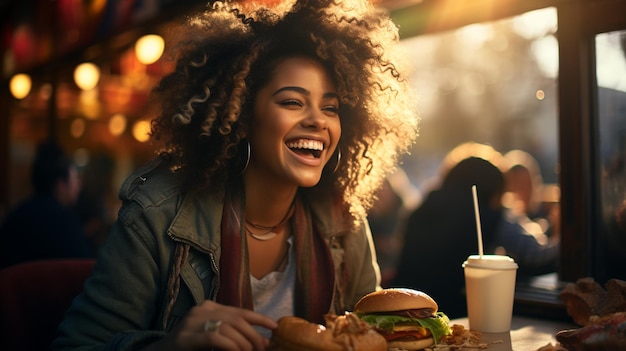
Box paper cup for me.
[462,255,518,333]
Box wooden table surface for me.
[448,315,576,350]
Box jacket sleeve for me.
[341,217,382,311]
[52,201,170,351]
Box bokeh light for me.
[135,34,165,65]
[74,62,100,91]
[9,73,32,99]
[109,113,127,136]
[70,118,86,138]
[132,120,151,142]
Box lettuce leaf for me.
[359,312,452,344]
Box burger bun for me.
[354,288,438,314]
[388,337,435,350]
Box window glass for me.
[596,30,626,282]
[400,7,559,188]
[397,8,560,285]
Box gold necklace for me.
[245,200,295,241]
[244,226,279,241]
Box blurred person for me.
[495,150,560,279]
[367,168,421,287]
[52,1,419,350]
[393,143,562,317]
[0,140,94,269]
[502,150,544,217]
[391,143,507,319]
[604,199,626,281]
[501,149,559,241]
[74,150,117,252]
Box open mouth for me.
[286,139,324,159]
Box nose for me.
[302,108,328,130]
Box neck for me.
[243,175,298,227]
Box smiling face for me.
[245,56,341,189]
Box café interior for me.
[1,0,626,349]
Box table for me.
[449,315,577,350]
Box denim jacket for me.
[53,159,381,351]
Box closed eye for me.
[322,105,340,115]
[280,99,304,108]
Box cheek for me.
[249,117,291,159]
[254,104,292,135]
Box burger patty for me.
[378,326,432,341]
[369,308,435,319]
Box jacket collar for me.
[168,188,224,254]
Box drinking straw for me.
[472,185,484,258]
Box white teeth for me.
[286,139,324,151]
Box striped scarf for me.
[216,189,335,324]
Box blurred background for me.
[1,0,573,212]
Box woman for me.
[53,0,418,350]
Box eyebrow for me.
[272,86,339,100]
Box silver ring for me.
[203,319,222,333]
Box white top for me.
[250,236,296,339]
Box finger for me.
[200,300,277,330]
[235,308,278,330]
[194,301,276,349]
[202,320,222,333]
[198,313,266,351]
[194,314,265,351]
[211,322,255,351]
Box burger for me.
[354,288,452,350]
[269,313,387,351]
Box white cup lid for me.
[462,254,519,270]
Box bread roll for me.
[269,315,387,351]
[560,277,626,326]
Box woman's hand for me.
[145,300,278,351]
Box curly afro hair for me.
[149,0,419,221]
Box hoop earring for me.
[235,140,250,176]
[330,147,341,174]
